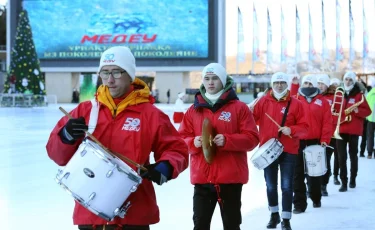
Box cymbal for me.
[202,118,216,164]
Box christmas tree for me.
[3,9,45,95]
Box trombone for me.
[331,87,345,140]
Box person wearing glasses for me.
[46,46,189,230]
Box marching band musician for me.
[329,78,343,186]
[251,72,308,230]
[178,63,259,230]
[46,46,189,230]
[366,78,375,159]
[290,74,333,213]
[316,74,338,196]
[335,71,371,192]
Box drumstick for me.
[265,113,292,138]
[59,107,147,171]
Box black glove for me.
[141,161,173,185]
[60,117,88,143]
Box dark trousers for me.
[193,184,243,230]
[78,225,149,230]
[293,139,322,209]
[264,152,296,219]
[360,119,368,155]
[332,139,340,177]
[336,134,359,185]
[367,121,375,156]
[322,138,335,185]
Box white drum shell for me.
[251,138,284,170]
[56,139,142,221]
[303,145,327,177]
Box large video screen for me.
[23,0,209,60]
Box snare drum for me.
[303,145,327,177]
[250,138,284,170]
[55,139,142,221]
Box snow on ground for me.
[0,103,374,230]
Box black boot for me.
[339,184,347,192]
[281,219,292,230]
[333,176,340,185]
[349,178,356,188]
[266,212,280,229]
[321,185,328,196]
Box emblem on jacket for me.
[122,117,141,132]
[348,98,355,104]
[218,111,231,122]
[314,99,322,106]
[281,107,286,114]
[327,99,332,105]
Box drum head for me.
[202,118,216,164]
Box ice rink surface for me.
[0,103,374,230]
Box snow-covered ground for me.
[0,103,374,230]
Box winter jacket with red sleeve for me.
[252,91,309,154]
[178,84,259,185]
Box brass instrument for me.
[331,87,345,140]
[343,94,365,122]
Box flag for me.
[252,3,260,62]
[322,1,329,60]
[281,6,287,63]
[336,0,344,61]
[267,8,272,67]
[349,0,355,63]
[237,7,245,62]
[308,5,317,62]
[363,1,369,59]
[295,6,301,62]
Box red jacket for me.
[294,93,333,143]
[252,91,309,154]
[337,84,371,135]
[46,79,188,226]
[178,88,259,184]
[322,93,339,134]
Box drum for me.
[303,145,327,177]
[55,139,142,221]
[250,138,284,170]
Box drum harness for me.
[277,100,291,139]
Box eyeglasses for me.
[99,70,126,79]
[273,82,287,86]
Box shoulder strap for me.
[278,99,292,138]
[87,99,100,135]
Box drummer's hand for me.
[292,76,299,85]
[140,161,172,186]
[60,117,88,143]
[321,142,327,147]
[194,136,202,148]
[278,127,291,136]
[213,134,225,146]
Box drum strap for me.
[88,99,100,135]
[278,100,291,138]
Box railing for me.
[0,93,48,107]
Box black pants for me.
[193,184,243,230]
[360,119,368,155]
[78,225,149,230]
[367,121,375,157]
[336,134,359,185]
[322,139,335,185]
[293,139,322,210]
[332,139,340,177]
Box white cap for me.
[271,72,289,85]
[202,63,227,86]
[98,46,136,81]
[330,78,341,86]
[317,74,330,87]
[302,74,318,87]
[343,71,357,83]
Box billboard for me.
[9,0,223,70]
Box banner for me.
[336,0,344,61]
[308,5,317,62]
[237,7,245,63]
[252,3,260,62]
[295,6,301,62]
[322,1,329,60]
[267,8,272,67]
[281,6,287,63]
[363,1,369,59]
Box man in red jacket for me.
[46,46,189,230]
[336,71,371,192]
[178,63,259,230]
[291,74,333,213]
[252,72,308,230]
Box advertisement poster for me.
[23,0,209,59]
